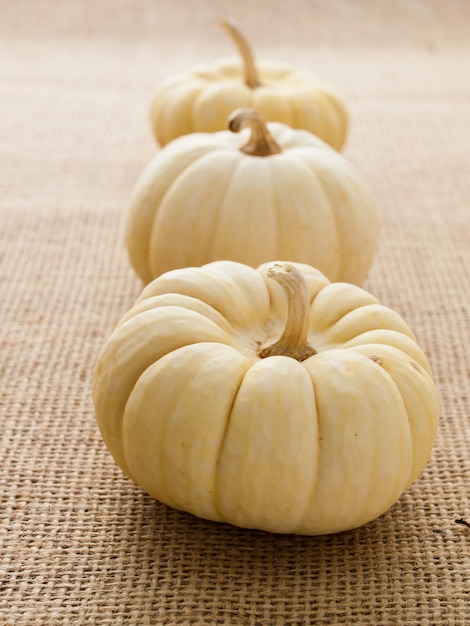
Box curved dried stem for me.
[228,108,281,157]
[221,20,261,89]
[259,264,317,361]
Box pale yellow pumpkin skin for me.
[151,57,348,150]
[126,119,378,286]
[92,261,439,536]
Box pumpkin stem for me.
[228,108,282,157]
[221,20,261,89]
[259,264,317,361]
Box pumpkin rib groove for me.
[341,188,378,282]
[120,361,176,489]
[122,341,251,510]
[352,349,413,492]
[212,363,250,522]
[213,356,319,532]
[296,372,322,533]
[137,264,266,329]
[325,303,416,345]
[295,150,377,283]
[157,82,206,146]
[287,152,341,278]
[209,156,248,262]
[199,261,271,328]
[203,154,247,263]
[128,143,222,282]
[341,329,432,375]
[126,143,223,282]
[267,157,282,259]
[302,157,343,280]
[93,306,237,478]
[367,349,418,484]
[309,282,379,332]
[148,149,239,274]
[158,143,228,181]
[117,294,235,336]
[347,343,438,487]
[301,350,412,533]
[120,305,234,344]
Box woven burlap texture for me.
[1,1,469,624]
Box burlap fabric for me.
[1,1,469,624]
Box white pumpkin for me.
[151,21,348,150]
[127,108,378,286]
[93,260,439,535]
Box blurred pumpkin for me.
[150,21,348,150]
[127,108,377,285]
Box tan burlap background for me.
[1,1,469,624]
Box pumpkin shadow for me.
[121,487,408,585]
